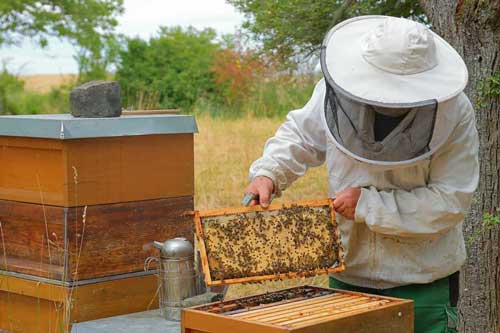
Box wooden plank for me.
[206,267,344,287]
[277,300,390,326]
[197,199,332,218]
[195,199,345,286]
[0,273,67,302]
[0,196,193,281]
[194,212,212,286]
[182,309,286,333]
[242,296,371,322]
[0,137,66,206]
[0,200,66,279]
[0,258,65,281]
[65,196,193,281]
[0,134,194,207]
[64,134,194,206]
[0,273,161,332]
[290,301,413,333]
[122,109,179,115]
[70,274,160,322]
[232,294,350,319]
[0,291,68,333]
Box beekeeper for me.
[244,16,479,333]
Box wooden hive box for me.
[0,113,198,332]
[182,286,414,333]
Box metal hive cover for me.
[0,114,198,139]
[194,199,345,286]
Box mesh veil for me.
[324,81,438,163]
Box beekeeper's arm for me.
[248,80,327,202]
[354,100,479,237]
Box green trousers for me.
[329,275,458,333]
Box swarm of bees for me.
[201,204,342,282]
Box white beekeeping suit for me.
[249,16,479,289]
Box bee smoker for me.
[153,237,200,321]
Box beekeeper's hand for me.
[244,176,274,208]
[333,187,361,220]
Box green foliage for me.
[0,0,124,79]
[476,70,500,108]
[76,34,123,82]
[0,68,69,115]
[467,208,500,245]
[0,0,123,48]
[227,0,425,66]
[192,74,317,118]
[0,68,24,114]
[116,26,221,110]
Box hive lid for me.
[0,114,198,139]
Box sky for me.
[0,0,244,75]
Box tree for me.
[0,0,124,79]
[419,1,499,332]
[227,0,425,66]
[115,27,221,110]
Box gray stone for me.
[70,80,122,118]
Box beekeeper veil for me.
[320,16,468,166]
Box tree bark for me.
[419,1,500,332]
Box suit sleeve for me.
[354,98,479,237]
[249,79,327,195]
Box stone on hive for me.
[70,80,122,117]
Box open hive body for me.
[182,286,414,333]
[194,199,345,286]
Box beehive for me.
[194,199,344,286]
[182,286,414,333]
[0,113,197,332]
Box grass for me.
[193,115,330,298]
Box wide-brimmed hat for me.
[320,15,468,106]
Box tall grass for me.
[192,74,319,118]
[194,115,328,210]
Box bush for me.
[116,26,221,110]
[0,69,70,115]
[192,74,318,118]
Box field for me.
[20,74,77,92]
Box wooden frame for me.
[182,286,414,333]
[193,199,345,286]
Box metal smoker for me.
[153,237,199,321]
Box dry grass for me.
[20,74,77,93]
[194,115,330,298]
[194,115,328,209]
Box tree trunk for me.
[419,1,500,332]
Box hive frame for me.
[193,198,345,286]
